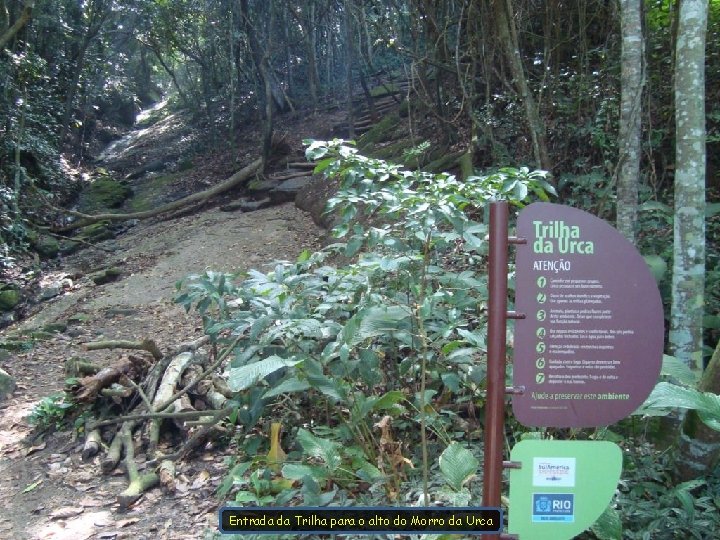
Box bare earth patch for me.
[0,202,323,539]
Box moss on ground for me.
[126,172,181,212]
[358,113,401,149]
[77,176,132,213]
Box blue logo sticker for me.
[532,493,574,523]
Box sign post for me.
[481,201,664,539]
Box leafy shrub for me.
[177,140,554,509]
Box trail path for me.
[0,167,323,539]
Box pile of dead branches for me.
[66,335,237,508]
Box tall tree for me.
[616,0,645,243]
[0,0,33,50]
[675,339,720,480]
[670,0,708,371]
[491,0,551,171]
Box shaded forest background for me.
[3,0,718,358]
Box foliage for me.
[177,142,553,511]
[27,392,76,432]
[612,445,720,539]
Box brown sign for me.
[512,203,664,427]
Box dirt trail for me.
[0,201,323,539]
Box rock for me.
[30,330,55,340]
[124,158,171,180]
[247,178,280,193]
[296,176,339,229]
[221,198,273,212]
[104,307,138,318]
[77,176,132,213]
[43,322,68,334]
[0,368,15,401]
[0,288,21,311]
[67,313,91,325]
[91,267,122,285]
[79,222,115,242]
[0,312,15,327]
[38,285,62,301]
[0,338,33,352]
[33,235,60,258]
[59,239,82,255]
[269,176,314,204]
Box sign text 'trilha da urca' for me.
[513,202,664,428]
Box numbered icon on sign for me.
[536,310,546,321]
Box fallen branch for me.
[82,428,103,461]
[102,420,134,474]
[117,422,159,509]
[152,336,241,414]
[158,460,176,494]
[90,407,233,430]
[160,406,231,463]
[149,352,194,450]
[84,339,163,361]
[53,158,262,232]
[71,355,150,403]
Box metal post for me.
[483,201,509,539]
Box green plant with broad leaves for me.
[27,392,76,431]
[176,140,553,513]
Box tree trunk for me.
[0,0,33,50]
[240,0,274,169]
[616,0,645,243]
[491,0,551,172]
[675,339,720,480]
[344,0,355,139]
[670,0,707,370]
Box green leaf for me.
[707,202,720,217]
[643,255,667,283]
[639,200,672,213]
[372,390,406,411]
[307,371,347,401]
[263,377,311,398]
[439,443,479,491]
[296,428,342,472]
[661,354,700,386]
[344,235,364,257]
[591,505,622,540]
[313,157,335,174]
[342,305,412,347]
[281,463,328,481]
[228,356,303,392]
[637,382,720,431]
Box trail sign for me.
[513,203,663,427]
[508,440,622,540]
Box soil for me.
[0,109,327,539]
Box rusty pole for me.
[483,201,509,539]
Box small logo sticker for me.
[533,457,576,487]
[532,493,575,523]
